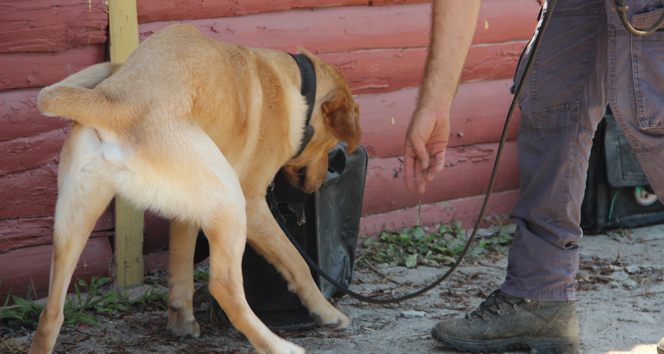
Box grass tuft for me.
[0,277,167,329]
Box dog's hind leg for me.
[246,199,351,332]
[166,219,200,337]
[203,201,304,354]
[29,125,115,354]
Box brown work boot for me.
[432,289,579,354]
[658,336,664,354]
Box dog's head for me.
[281,49,361,193]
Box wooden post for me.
[108,0,144,288]
[114,197,144,288]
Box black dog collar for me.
[288,53,317,158]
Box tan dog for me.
[29,23,361,354]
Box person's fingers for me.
[415,159,426,194]
[412,135,431,170]
[425,151,446,182]
[434,151,446,173]
[425,156,436,182]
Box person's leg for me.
[605,3,664,352]
[607,0,664,200]
[502,0,610,302]
[433,0,608,352]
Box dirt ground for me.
[2,225,663,354]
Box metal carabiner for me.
[611,0,664,36]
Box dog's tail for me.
[37,63,126,132]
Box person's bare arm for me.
[404,0,481,194]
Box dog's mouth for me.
[282,165,324,194]
[296,166,320,193]
[298,167,307,188]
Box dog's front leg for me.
[167,219,201,337]
[245,199,351,332]
[204,202,305,354]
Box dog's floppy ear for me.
[321,89,361,153]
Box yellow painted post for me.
[114,197,144,288]
[109,0,139,63]
[108,0,144,288]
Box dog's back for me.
[39,24,306,177]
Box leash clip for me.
[611,0,664,36]
[611,0,628,11]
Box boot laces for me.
[467,290,524,322]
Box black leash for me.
[269,0,558,304]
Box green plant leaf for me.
[411,227,425,239]
[405,254,418,268]
[398,233,413,246]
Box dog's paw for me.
[284,342,306,354]
[261,338,305,354]
[167,317,201,338]
[279,341,306,354]
[312,309,350,333]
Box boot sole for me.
[431,327,579,354]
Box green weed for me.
[361,217,514,269]
[126,283,168,309]
[482,214,515,253]
[113,280,167,311]
[0,277,167,328]
[194,270,210,282]
[0,283,43,327]
[63,277,124,327]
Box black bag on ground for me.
[581,108,664,233]
[193,143,368,328]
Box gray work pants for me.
[501,0,664,301]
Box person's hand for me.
[404,107,450,194]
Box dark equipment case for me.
[193,144,368,328]
[581,108,664,233]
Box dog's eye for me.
[299,167,306,180]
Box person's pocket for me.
[631,8,664,129]
[525,6,600,130]
[631,7,664,31]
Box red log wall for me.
[0,0,542,299]
[0,0,110,300]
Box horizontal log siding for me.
[0,85,520,227]
[0,129,67,176]
[138,1,540,54]
[0,165,59,220]
[362,141,519,216]
[358,79,519,159]
[1,40,524,98]
[0,90,72,143]
[0,0,108,53]
[360,190,520,237]
[320,41,526,95]
[0,237,113,303]
[0,212,114,254]
[0,45,106,91]
[136,0,428,23]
